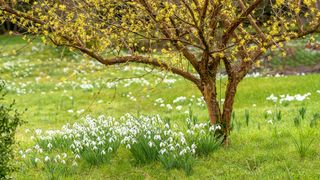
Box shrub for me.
[0,81,25,178]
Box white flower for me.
[35,129,42,135]
[176,106,183,111]
[109,137,114,143]
[25,148,32,153]
[160,149,167,155]
[108,147,113,152]
[101,150,106,155]
[166,104,173,110]
[317,90,320,94]
[164,123,170,129]
[179,149,187,156]
[55,155,61,160]
[209,125,221,132]
[266,110,272,115]
[80,83,94,90]
[77,109,85,114]
[266,94,278,103]
[173,96,187,104]
[47,143,53,149]
[148,141,153,147]
[154,135,161,141]
[44,156,50,162]
[34,158,40,163]
[191,144,197,149]
[61,160,66,164]
[72,161,78,166]
[75,154,80,159]
[267,119,273,124]
[126,144,131,149]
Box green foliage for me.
[244,109,250,126]
[129,134,159,165]
[310,113,320,128]
[298,106,307,120]
[293,116,301,127]
[275,109,282,121]
[158,148,195,175]
[0,81,25,178]
[291,130,315,159]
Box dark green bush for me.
[0,81,25,179]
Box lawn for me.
[1,36,320,179]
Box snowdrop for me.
[176,106,183,111]
[266,94,278,103]
[44,156,50,162]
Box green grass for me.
[1,36,320,179]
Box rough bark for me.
[201,79,221,125]
[221,78,239,145]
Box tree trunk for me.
[201,78,221,125]
[221,78,239,145]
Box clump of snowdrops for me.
[19,114,222,176]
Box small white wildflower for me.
[47,143,53,149]
[176,106,183,111]
[191,143,197,149]
[154,135,161,141]
[179,149,187,156]
[25,148,32,153]
[160,149,167,155]
[126,144,131,149]
[75,154,80,159]
[148,141,153,147]
[108,147,113,152]
[35,129,42,135]
[44,156,50,162]
[76,109,85,114]
[72,161,78,166]
[109,137,114,143]
[101,150,106,155]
